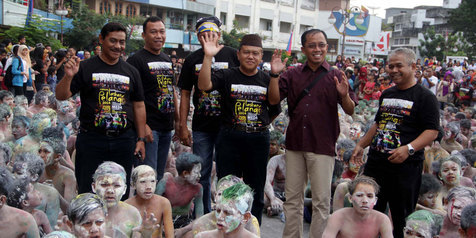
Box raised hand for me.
[64,56,80,78]
[270,49,288,75]
[200,31,224,57]
[334,72,349,97]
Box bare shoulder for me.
[372,210,391,222]
[124,196,137,206]
[195,229,217,238]
[120,201,141,218]
[154,194,171,205]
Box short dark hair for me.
[419,174,441,195]
[0,167,13,196]
[100,22,127,39]
[176,153,201,175]
[349,175,380,195]
[461,204,476,232]
[143,16,165,33]
[301,29,327,46]
[18,35,25,41]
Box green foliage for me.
[449,0,476,60]
[0,15,64,51]
[418,27,468,62]
[64,1,145,53]
[221,20,247,49]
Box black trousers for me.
[363,154,423,238]
[75,128,136,199]
[215,127,270,225]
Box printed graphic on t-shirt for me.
[371,98,413,153]
[92,73,129,130]
[230,84,267,126]
[148,62,174,113]
[194,62,229,116]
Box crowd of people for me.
[0,14,475,238]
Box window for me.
[168,11,184,29]
[220,12,227,25]
[394,38,399,45]
[300,24,311,35]
[280,22,291,33]
[115,2,122,15]
[100,1,111,14]
[140,5,152,17]
[235,15,250,29]
[259,19,272,31]
[126,4,136,17]
[404,38,410,44]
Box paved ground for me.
[260,214,310,238]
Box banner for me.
[372,31,391,55]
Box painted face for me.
[447,197,473,226]
[73,208,106,238]
[185,164,201,185]
[349,161,361,174]
[26,183,42,208]
[349,123,362,140]
[18,99,28,109]
[237,45,262,73]
[403,219,432,238]
[215,201,243,233]
[443,126,454,140]
[3,96,14,108]
[418,192,437,209]
[440,160,461,186]
[12,121,27,140]
[93,174,126,208]
[269,141,279,156]
[350,183,377,214]
[38,143,55,166]
[135,170,156,200]
[13,162,29,180]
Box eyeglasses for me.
[305,43,327,49]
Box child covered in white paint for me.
[0,167,40,238]
[195,183,258,238]
[66,193,108,238]
[91,161,142,238]
[439,186,476,237]
[322,176,393,238]
[125,165,174,238]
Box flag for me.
[286,31,293,56]
[361,5,369,18]
[25,0,34,27]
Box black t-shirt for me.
[33,59,45,84]
[211,67,272,127]
[70,56,144,132]
[370,84,440,160]
[177,46,239,133]
[127,49,175,131]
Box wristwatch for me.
[269,72,281,78]
[137,137,146,143]
[407,144,415,156]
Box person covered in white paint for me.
[155,152,203,228]
[66,193,108,238]
[195,183,258,238]
[125,165,174,238]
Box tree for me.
[418,27,468,62]
[449,0,476,60]
[0,15,64,51]
[221,20,247,49]
[64,0,144,53]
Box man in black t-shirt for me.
[177,16,239,213]
[56,22,146,195]
[127,16,179,181]
[198,33,286,224]
[352,48,440,238]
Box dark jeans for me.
[75,128,136,198]
[363,154,423,238]
[215,127,270,225]
[12,85,23,96]
[140,130,172,182]
[192,131,218,214]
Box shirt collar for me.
[302,60,330,72]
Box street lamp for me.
[328,3,364,58]
[55,3,68,44]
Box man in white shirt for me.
[422,67,438,95]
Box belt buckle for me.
[105,130,119,137]
[245,126,253,133]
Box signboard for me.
[372,31,391,55]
